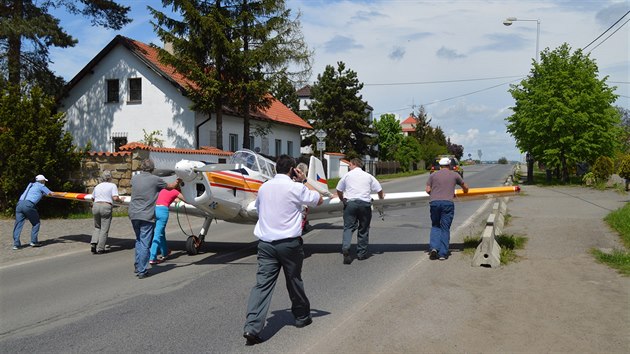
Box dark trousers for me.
[429,200,455,257]
[342,200,372,257]
[244,237,311,335]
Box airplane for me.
[48,149,520,255]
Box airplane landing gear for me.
[186,235,203,255]
[186,217,212,255]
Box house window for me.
[111,132,128,152]
[249,136,255,150]
[275,139,282,156]
[128,78,142,102]
[209,130,217,147]
[287,141,293,157]
[262,137,269,155]
[229,134,238,152]
[106,79,119,103]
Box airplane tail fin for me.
[307,156,334,197]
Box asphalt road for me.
[0,164,514,353]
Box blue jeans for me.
[342,200,372,258]
[132,219,155,274]
[13,200,40,247]
[429,200,455,257]
[150,206,170,260]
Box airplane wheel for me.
[186,235,201,255]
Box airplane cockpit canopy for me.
[229,149,276,179]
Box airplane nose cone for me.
[175,160,204,182]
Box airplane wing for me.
[305,185,521,221]
[47,192,211,218]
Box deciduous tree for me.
[0,85,82,214]
[373,113,402,160]
[507,43,620,182]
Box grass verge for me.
[592,202,630,276]
[462,234,527,264]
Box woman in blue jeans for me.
[149,187,185,264]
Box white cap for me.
[438,157,451,166]
[35,174,48,182]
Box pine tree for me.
[0,0,131,93]
[308,62,375,158]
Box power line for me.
[420,78,523,106]
[583,10,630,50]
[588,17,630,53]
[376,77,523,115]
[364,75,523,86]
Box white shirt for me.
[254,174,321,242]
[92,182,119,203]
[336,168,382,203]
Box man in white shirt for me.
[336,158,384,264]
[243,155,323,345]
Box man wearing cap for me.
[12,175,52,250]
[426,157,469,260]
[129,159,181,279]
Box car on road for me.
[430,155,464,178]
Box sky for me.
[49,0,630,162]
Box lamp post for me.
[503,17,540,63]
[504,16,540,184]
[315,129,327,161]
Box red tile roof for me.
[87,151,132,157]
[119,142,233,156]
[123,36,311,129]
[401,115,417,124]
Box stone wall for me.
[79,152,134,195]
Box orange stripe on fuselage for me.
[205,171,264,193]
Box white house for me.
[59,35,311,158]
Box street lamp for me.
[504,16,541,184]
[503,17,541,63]
[315,129,327,161]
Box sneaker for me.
[439,255,448,261]
[12,246,19,250]
[342,250,352,265]
[29,242,42,247]
[429,249,438,260]
[90,244,97,254]
[137,272,149,279]
[149,259,163,265]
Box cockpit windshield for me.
[229,149,276,179]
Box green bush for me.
[592,156,614,182]
[618,154,630,191]
[498,157,508,164]
[618,154,630,180]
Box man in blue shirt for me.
[12,174,52,250]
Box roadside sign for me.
[316,141,326,150]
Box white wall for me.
[196,115,302,157]
[60,45,195,151]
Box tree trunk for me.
[7,0,23,86]
[215,102,223,150]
